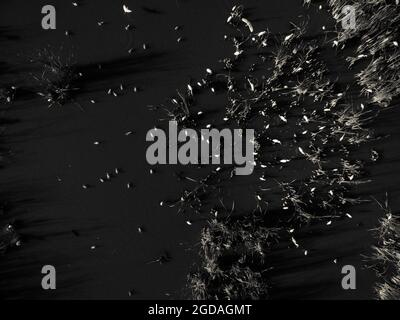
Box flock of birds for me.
[2,0,396,299]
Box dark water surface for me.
[0,0,399,299]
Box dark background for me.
[0,0,399,299]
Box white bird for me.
[187,84,193,96]
[284,34,294,42]
[123,4,132,13]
